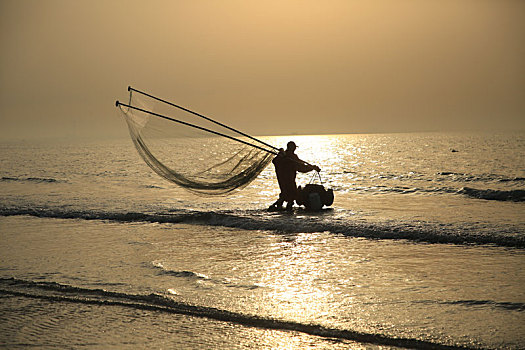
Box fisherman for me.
[269,141,321,211]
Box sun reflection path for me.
[255,232,353,327]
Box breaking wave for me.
[460,187,525,202]
[0,277,474,350]
[0,206,523,248]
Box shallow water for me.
[1,132,524,348]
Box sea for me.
[0,132,524,349]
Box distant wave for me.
[0,277,474,350]
[336,185,525,202]
[460,187,525,202]
[1,206,523,248]
[0,176,64,184]
[437,172,525,183]
[355,185,458,196]
[345,181,525,199]
[338,171,525,184]
[440,299,525,312]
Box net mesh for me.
[117,90,274,195]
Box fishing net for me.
[116,89,275,195]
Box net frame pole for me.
[116,101,278,156]
[127,86,279,152]
[120,89,318,170]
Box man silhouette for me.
[269,141,320,211]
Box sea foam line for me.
[0,278,474,350]
[0,206,523,248]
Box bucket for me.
[307,192,322,211]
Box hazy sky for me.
[1,0,524,140]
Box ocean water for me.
[0,132,524,349]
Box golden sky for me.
[1,0,524,140]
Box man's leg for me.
[269,194,284,210]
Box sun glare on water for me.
[256,232,342,322]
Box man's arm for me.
[295,156,321,173]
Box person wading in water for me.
[269,141,321,211]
